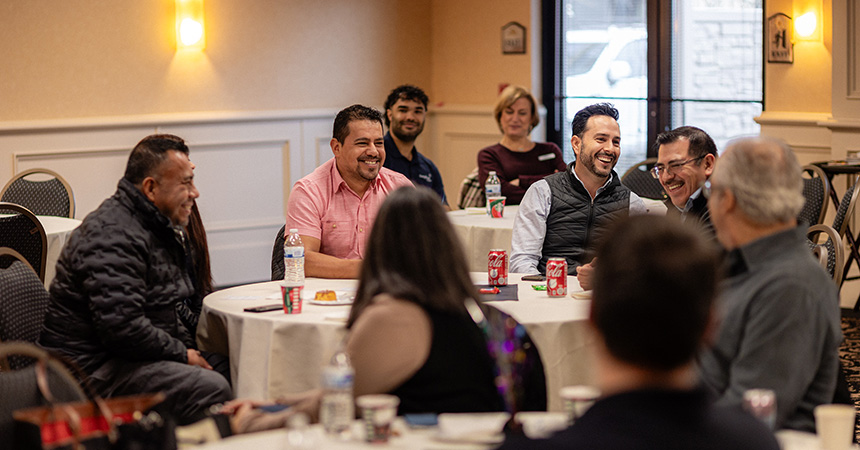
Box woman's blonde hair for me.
[493,85,540,133]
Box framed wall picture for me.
[767,13,793,63]
[502,22,526,55]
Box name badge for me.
[538,153,556,161]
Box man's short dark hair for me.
[333,104,385,144]
[570,103,619,139]
[124,134,190,185]
[655,126,718,159]
[383,85,429,128]
[591,215,720,371]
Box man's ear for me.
[330,138,341,157]
[141,177,157,203]
[571,135,582,159]
[702,154,716,177]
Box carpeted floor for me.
[838,309,860,440]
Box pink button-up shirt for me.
[286,158,413,259]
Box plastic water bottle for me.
[284,228,305,287]
[320,350,354,438]
[485,170,501,214]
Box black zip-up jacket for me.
[40,178,195,374]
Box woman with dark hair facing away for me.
[346,186,505,414]
[477,85,566,205]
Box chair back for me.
[271,225,286,281]
[621,158,667,200]
[806,224,845,287]
[798,165,830,226]
[0,342,87,446]
[0,255,51,371]
[0,203,47,282]
[1,168,75,218]
[458,168,485,209]
[832,176,860,238]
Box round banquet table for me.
[447,200,667,273]
[197,273,595,412]
[0,214,81,287]
[38,215,81,287]
[447,206,518,272]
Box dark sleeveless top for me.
[538,163,630,274]
[390,307,505,414]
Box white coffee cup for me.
[814,404,856,450]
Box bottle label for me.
[285,246,305,258]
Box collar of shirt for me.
[678,186,704,213]
[570,164,615,198]
[383,132,416,163]
[724,226,804,277]
[329,158,378,198]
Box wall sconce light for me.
[176,0,205,51]
[793,0,822,42]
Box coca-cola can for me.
[488,249,508,286]
[546,258,568,297]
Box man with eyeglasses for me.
[510,103,646,276]
[699,137,840,432]
[652,126,717,237]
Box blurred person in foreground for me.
[286,104,413,279]
[511,103,645,277]
[700,137,841,432]
[498,215,779,450]
[382,84,448,207]
[39,134,232,424]
[654,126,718,238]
[477,85,566,205]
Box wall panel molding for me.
[0,109,338,286]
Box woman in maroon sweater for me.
[477,85,566,204]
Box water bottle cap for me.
[289,228,299,233]
[489,171,497,175]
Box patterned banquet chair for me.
[797,165,830,226]
[832,177,860,239]
[806,224,844,287]
[0,342,87,447]
[458,168,485,209]
[621,157,667,200]
[0,203,46,282]
[271,225,286,281]
[1,168,75,218]
[0,250,51,371]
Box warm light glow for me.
[794,12,817,38]
[180,19,203,46]
[175,0,205,51]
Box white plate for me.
[570,290,592,300]
[308,298,353,306]
[465,207,487,214]
[433,430,505,445]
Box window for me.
[543,0,763,175]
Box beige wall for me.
[430,0,533,106]
[0,0,432,121]
[764,0,832,113]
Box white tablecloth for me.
[38,215,81,287]
[1,214,81,287]
[448,206,518,272]
[197,273,594,412]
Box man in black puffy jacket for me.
[40,134,232,424]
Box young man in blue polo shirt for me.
[382,84,448,208]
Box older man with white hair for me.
[699,137,841,432]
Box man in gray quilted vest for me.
[39,134,232,424]
[511,103,646,277]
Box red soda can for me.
[488,249,508,286]
[546,258,567,297]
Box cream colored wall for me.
[427,0,536,205]
[0,0,432,121]
[764,0,832,113]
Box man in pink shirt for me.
[287,105,413,278]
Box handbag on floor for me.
[1,342,177,450]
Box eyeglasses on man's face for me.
[649,155,706,179]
